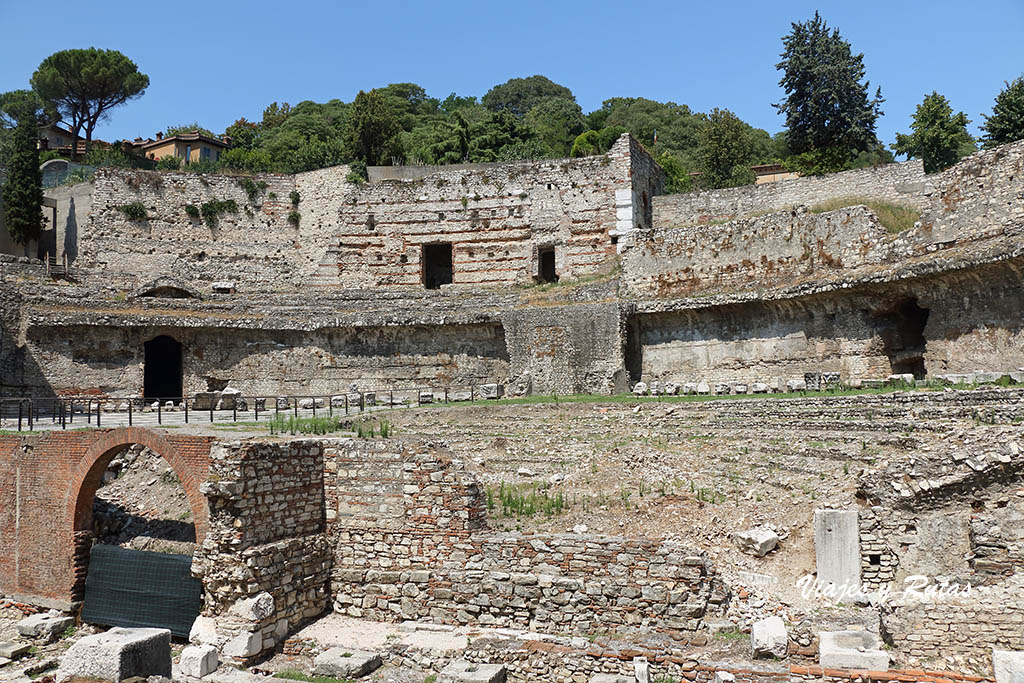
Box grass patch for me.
[487,481,568,518]
[351,417,393,438]
[273,671,354,683]
[267,414,345,435]
[809,196,920,234]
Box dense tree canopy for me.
[482,75,574,117]
[893,92,975,173]
[981,76,1024,148]
[774,13,883,174]
[31,48,149,159]
[696,109,757,189]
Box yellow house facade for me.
[131,131,229,163]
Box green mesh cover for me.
[80,544,202,638]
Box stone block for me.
[682,382,697,395]
[634,656,650,683]
[479,384,504,399]
[17,613,73,643]
[222,631,261,659]
[439,660,507,683]
[189,615,219,646]
[751,616,787,659]
[192,392,220,410]
[786,378,807,392]
[0,642,30,659]
[819,631,888,670]
[313,647,383,678]
[450,390,472,401]
[178,644,219,678]
[814,509,860,592]
[632,382,648,396]
[55,627,171,682]
[589,676,632,683]
[994,650,1024,683]
[663,382,680,395]
[733,527,780,557]
[229,592,274,622]
[696,382,710,395]
[750,382,769,393]
[714,673,736,683]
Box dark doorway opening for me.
[144,335,183,400]
[423,243,453,289]
[538,247,558,283]
[872,298,930,378]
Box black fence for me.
[0,384,504,432]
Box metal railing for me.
[0,384,503,432]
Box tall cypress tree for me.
[774,13,884,174]
[1,90,45,249]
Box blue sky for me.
[2,0,1021,150]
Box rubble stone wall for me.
[651,158,929,228]
[192,440,331,662]
[325,439,726,638]
[24,321,510,397]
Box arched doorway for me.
[68,429,209,636]
[144,335,183,400]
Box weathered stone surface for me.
[222,631,261,659]
[751,616,787,659]
[995,650,1024,683]
[313,647,383,678]
[16,613,73,643]
[818,630,888,671]
[815,509,860,592]
[733,527,779,557]
[479,384,504,400]
[0,642,30,659]
[188,615,219,646]
[589,675,632,683]
[440,660,507,683]
[178,644,218,678]
[55,627,171,682]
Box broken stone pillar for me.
[814,509,860,593]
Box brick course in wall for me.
[325,439,728,638]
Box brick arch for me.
[66,427,211,544]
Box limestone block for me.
[419,391,434,404]
[733,527,780,557]
[589,676,632,683]
[634,656,650,683]
[229,592,274,622]
[819,631,888,671]
[714,382,730,395]
[632,382,648,396]
[192,392,221,410]
[222,631,261,659]
[696,382,710,395]
[804,373,822,391]
[663,382,680,395]
[276,396,290,409]
[450,390,472,401]
[814,509,860,592]
[16,613,73,643]
[331,395,346,407]
[751,616,787,659]
[480,384,504,399]
[682,382,697,395]
[0,641,30,658]
[732,383,748,394]
[56,627,171,682]
[439,660,507,683]
[887,373,915,386]
[189,615,219,646]
[994,650,1024,683]
[714,672,736,683]
[750,382,769,393]
[786,379,807,392]
[178,644,219,678]
[313,647,383,678]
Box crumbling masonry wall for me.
[192,440,331,662]
[326,439,727,640]
[651,158,929,228]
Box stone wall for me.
[24,320,510,397]
[191,439,331,663]
[651,159,929,228]
[326,439,727,639]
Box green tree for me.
[224,118,260,150]
[981,76,1024,148]
[524,97,585,157]
[482,75,574,117]
[774,13,884,174]
[343,90,403,165]
[31,48,149,159]
[696,108,756,189]
[0,91,46,248]
[893,92,975,173]
[570,130,601,157]
[164,122,217,139]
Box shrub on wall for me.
[289,190,300,206]
[184,204,200,219]
[237,177,268,203]
[287,211,301,227]
[200,199,238,227]
[117,201,148,220]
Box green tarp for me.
[80,544,202,638]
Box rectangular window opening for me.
[423,243,453,289]
[538,247,558,283]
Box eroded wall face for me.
[26,323,509,396]
[651,158,929,228]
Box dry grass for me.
[809,196,920,234]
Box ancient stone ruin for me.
[1,136,1024,681]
